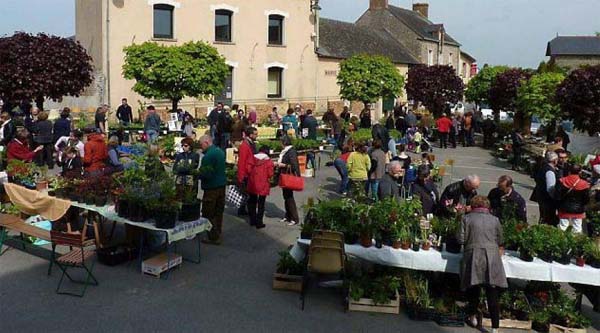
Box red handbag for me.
[278,171,304,191]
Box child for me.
[61,146,83,178]
[246,146,275,229]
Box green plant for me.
[257,140,283,152]
[586,211,600,237]
[349,274,400,305]
[276,251,304,276]
[0,203,20,216]
[291,139,321,151]
[503,218,528,250]
[350,129,372,145]
[584,241,600,262]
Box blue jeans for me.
[368,179,380,201]
[333,158,349,193]
[388,139,397,158]
[219,133,230,150]
[146,129,159,143]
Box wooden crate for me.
[272,273,303,292]
[549,324,587,333]
[348,290,400,314]
[142,253,182,278]
[482,318,532,330]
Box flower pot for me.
[300,231,312,240]
[117,199,129,218]
[84,195,95,205]
[590,259,600,269]
[128,202,147,222]
[180,202,201,222]
[375,239,383,249]
[35,180,48,191]
[69,192,80,202]
[422,243,431,251]
[401,242,411,250]
[513,310,529,321]
[359,232,372,248]
[556,255,571,265]
[539,253,554,263]
[392,240,402,249]
[94,195,107,207]
[576,256,586,267]
[55,188,65,199]
[445,238,461,254]
[412,243,420,252]
[47,190,56,197]
[519,251,534,262]
[344,234,359,245]
[155,211,178,229]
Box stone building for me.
[74,0,474,120]
[546,36,600,70]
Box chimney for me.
[369,0,388,10]
[413,3,429,18]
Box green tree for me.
[464,65,509,107]
[517,72,565,121]
[123,41,230,111]
[337,54,405,107]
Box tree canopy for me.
[557,65,600,135]
[488,68,532,113]
[464,65,509,106]
[0,32,94,109]
[337,54,405,106]
[517,72,565,121]
[405,65,464,117]
[123,41,230,111]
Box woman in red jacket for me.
[7,129,42,163]
[246,146,274,229]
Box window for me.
[462,62,467,77]
[153,4,174,39]
[267,67,283,98]
[448,53,454,67]
[427,50,433,66]
[215,10,232,42]
[268,15,284,45]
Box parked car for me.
[530,116,543,135]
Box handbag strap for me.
[566,178,581,195]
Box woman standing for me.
[33,111,54,168]
[277,135,300,226]
[347,142,371,197]
[246,146,274,229]
[457,195,507,333]
[173,137,200,186]
[368,140,386,201]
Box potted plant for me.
[584,241,600,269]
[444,217,462,253]
[421,228,431,251]
[404,276,436,321]
[179,186,201,222]
[273,251,305,292]
[34,165,49,191]
[7,159,36,189]
[587,211,600,247]
[411,228,421,252]
[433,297,466,327]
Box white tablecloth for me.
[295,239,600,287]
[71,202,212,244]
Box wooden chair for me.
[301,242,346,310]
[50,229,98,297]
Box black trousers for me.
[449,131,457,148]
[247,194,266,226]
[439,132,448,148]
[35,143,54,168]
[539,202,558,226]
[282,189,299,223]
[467,285,500,329]
[512,147,522,169]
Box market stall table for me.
[293,239,600,287]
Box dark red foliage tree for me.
[406,65,464,117]
[0,32,94,110]
[488,68,532,130]
[557,65,600,135]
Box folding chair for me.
[301,244,346,310]
[50,230,98,297]
[312,230,344,244]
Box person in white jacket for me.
[54,129,85,166]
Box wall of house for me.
[420,41,460,71]
[76,0,320,121]
[553,55,600,70]
[459,55,474,84]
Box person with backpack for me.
[556,164,590,233]
[246,146,275,229]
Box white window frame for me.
[265,64,286,99]
[267,14,286,46]
[448,53,454,68]
[427,50,433,66]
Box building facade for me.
[546,36,600,70]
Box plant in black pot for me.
[152,177,179,229]
[572,234,590,267]
[444,216,462,254]
[584,241,600,269]
[179,186,201,222]
[552,230,574,265]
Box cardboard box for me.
[142,253,182,277]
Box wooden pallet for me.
[348,290,400,314]
[482,318,532,330]
[272,273,303,293]
[549,324,587,333]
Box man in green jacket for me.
[198,135,226,245]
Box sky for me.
[1,0,599,69]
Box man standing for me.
[216,106,233,150]
[198,135,226,245]
[359,104,372,129]
[378,160,404,201]
[405,109,417,128]
[340,106,351,123]
[237,126,258,216]
[487,175,527,223]
[511,129,524,171]
[482,116,496,148]
[555,149,570,178]
[531,151,559,226]
[208,103,223,142]
[116,98,133,127]
[439,175,480,216]
[436,113,452,149]
[95,106,107,134]
[302,109,318,140]
[144,105,161,143]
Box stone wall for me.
[553,56,600,70]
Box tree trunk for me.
[172,99,180,113]
[35,96,44,110]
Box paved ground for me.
[1,145,599,332]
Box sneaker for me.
[341,192,348,196]
[255,223,266,229]
[279,218,289,223]
[287,220,300,226]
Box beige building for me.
[74,0,475,120]
[546,36,600,70]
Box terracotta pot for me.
[392,240,402,249]
[422,242,431,251]
[576,256,586,267]
[499,246,505,257]
[35,180,48,191]
[400,242,411,250]
[359,232,372,248]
